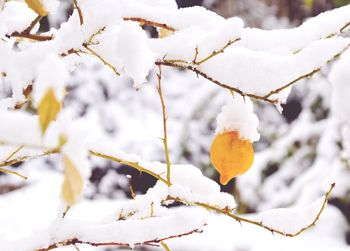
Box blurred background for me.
[1,0,350,250]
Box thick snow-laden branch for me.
[1,0,350,107]
[0,208,206,251]
[157,37,350,103]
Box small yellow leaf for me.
[61,155,84,206]
[158,28,172,38]
[38,87,61,135]
[25,0,48,17]
[304,0,314,9]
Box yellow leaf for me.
[158,28,172,38]
[25,0,48,17]
[304,0,314,9]
[210,131,254,185]
[61,155,84,206]
[38,87,61,135]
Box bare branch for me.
[157,40,350,105]
[193,183,335,237]
[156,60,278,104]
[263,43,350,99]
[35,228,201,251]
[123,17,176,32]
[0,148,59,169]
[89,150,171,186]
[73,0,84,25]
[0,167,27,180]
[4,145,24,162]
[194,38,241,65]
[7,32,52,41]
[83,44,120,76]
[156,65,172,186]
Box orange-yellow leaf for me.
[210,131,254,185]
[38,88,61,135]
[61,155,84,206]
[25,0,48,16]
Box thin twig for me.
[123,17,176,32]
[0,167,27,180]
[23,15,42,34]
[61,206,71,219]
[194,183,335,237]
[4,145,24,162]
[35,228,201,251]
[0,148,59,171]
[264,43,350,99]
[8,32,52,41]
[194,38,240,65]
[83,44,120,76]
[89,150,170,186]
[156,65,171,186]
[340,21,350,33]
[156,60,277,104]
[73,0,84,25]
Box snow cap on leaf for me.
[216,95,260,142]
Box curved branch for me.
[194,182,335,237]
[264,43,350,99]
[157,40,350,104]
[156,60,278,104]
[36,229,201,251]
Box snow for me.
[134,0,178,9]
[254,196,325,234]
[0,209,206,251]
[91,141,237,209]
[0,1,36,34]
[0,110,56,148]
[32,54,68,103]
[215,96,260,142]
[59,115,91,182]
[330,50,350,122]
[0,165,343,251]
[239,4,350,53]
[150,17,243,62]
[92,21,157,86]
[41,0,60,14]
[199,37,350,98]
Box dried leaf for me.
[25,0,48,17]
[61,155,84,206]
[38,88,61,135]
[158,28,172,38]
